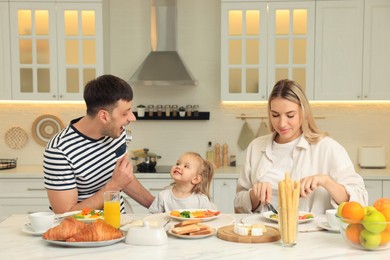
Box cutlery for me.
[125,128,132,145]
[266,202,279,215]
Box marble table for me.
[0,214,388,260]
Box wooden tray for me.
[217,225,280,243]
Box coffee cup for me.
[28,212,55,232]
[325,209,338,229]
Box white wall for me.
[1,0,390,170]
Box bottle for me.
[206,141,215,163]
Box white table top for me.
[0,214,388,260]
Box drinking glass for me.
[104,191,120,228]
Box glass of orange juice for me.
[104,191,120,228]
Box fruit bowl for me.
[337,215,390,251]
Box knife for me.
[266,202,279,215]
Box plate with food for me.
[262,211,315,224]
[43,237,125,247]
[169,209,221,222]
[61,208,104,223]
[168,219,216,239]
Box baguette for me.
[171,224,200,235]
[174,219,202,227]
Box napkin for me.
[237,121,255,150]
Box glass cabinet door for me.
[221,2,267,101]
[10,3,57,100]
[56,3,103,100]
[268,2,314,98]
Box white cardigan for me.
[234,134,368,214]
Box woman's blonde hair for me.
[187,152,214,199]
[267,79,327,144]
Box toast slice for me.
[171,224,200,235]
[173,219,202,227]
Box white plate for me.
[58,211,133,226]
[262,211,315,224]
[43,237,125,247]
[318,221,340,233]
[144,213,235,230]
[169,209,221,222]
[21,224,53,236]
[168,227,216,239]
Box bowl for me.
[336,215,390,251]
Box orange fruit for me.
[345,223,364,244]
[379,207,390,231]
[337,202,346,217]
[342,201,365,221]
[380,229,390,246]
[374,198,390,212]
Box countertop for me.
[0,214,388,260]
[1,165,390,180]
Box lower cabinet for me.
[213,179,237,214]
[383,181,390,198]
[364,179,383,206]
[0,179,49,221]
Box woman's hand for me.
[249,182,272,212]
[300,174,349,204]
[299,174,328,198]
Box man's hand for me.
[109,154,134,190]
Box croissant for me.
[42,216,87,241]
[66,219,123,242]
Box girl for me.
[149,152,217,213]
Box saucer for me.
[21,224,48,236]
[318,221,339,233]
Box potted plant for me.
[178,106,186,117]
[136,105,146,117]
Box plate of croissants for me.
[42,217,125,247]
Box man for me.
[43,74,154,214]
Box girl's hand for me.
[250,182,272,211]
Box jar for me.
[165,105,171,117]
[172,105,178,117]
[156,105,163,117]
[147,105,154,117]
[193,105,199,117]
[186,105,193,117]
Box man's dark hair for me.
[84,74,133,116]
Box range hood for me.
[129,0,197,86]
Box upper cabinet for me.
[8,0,103,100]
[314,0,364,100]
[362,0,390,100]
[0,1,11,100]
[221,0,315,101]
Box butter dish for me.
[125,221,168,246]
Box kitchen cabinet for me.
[314,0,364,100]
[0,1,11,99]
[364,179,383,206]
[8,0,103,100]
[362,0,390,100]
[0,178,49,221]
[383,181,390,198]
[314,0,390,100]
[220,0,315,101]
[213,179,237,213]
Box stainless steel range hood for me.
[129,0,197,86]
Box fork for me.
[266,202,279,215]
[125,128,133,145]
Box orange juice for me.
[104,201,120,228]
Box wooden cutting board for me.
[217,225,280,243]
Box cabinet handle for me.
[27,188,46,191]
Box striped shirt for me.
[43,117,127,213]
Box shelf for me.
[134,112,210,120]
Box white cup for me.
[325,209,338,229]
[28,212,55,232]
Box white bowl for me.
[28,211,55,233]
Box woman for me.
[234,79,368,214]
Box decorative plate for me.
[5,126,28,149]
[32,114,64,146]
